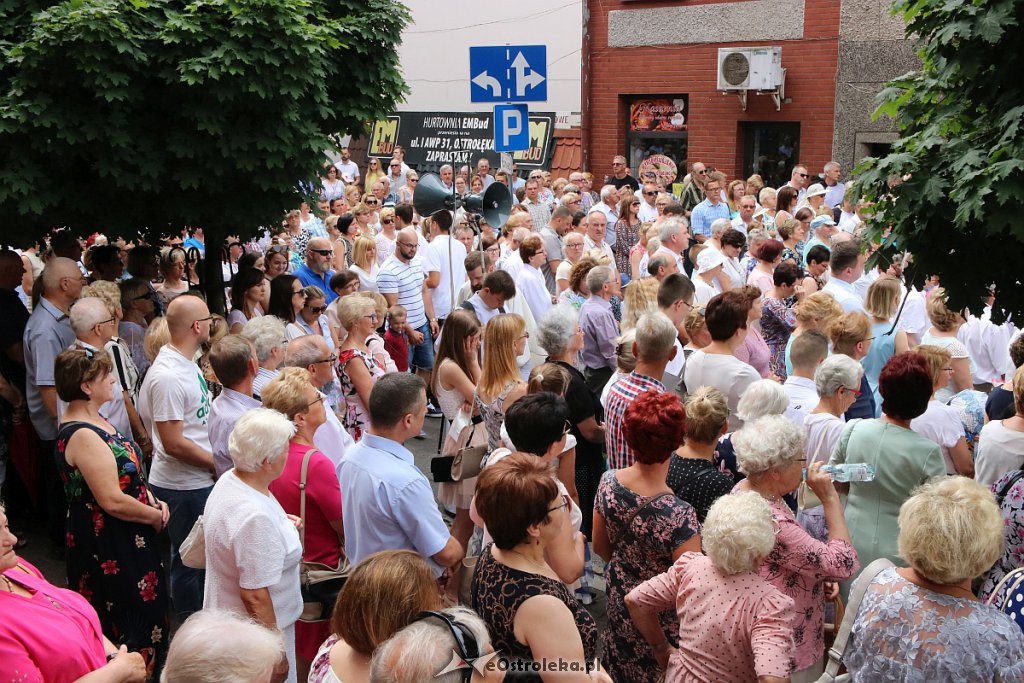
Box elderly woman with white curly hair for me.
[202,408,303,683]
[712,378,791,482]
[161,609,286,683]
[844,477,1024,681]
[733,415,859,682]
[626,491,796,683]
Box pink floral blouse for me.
[759,496,859,670]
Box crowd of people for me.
[2,148,1024,682]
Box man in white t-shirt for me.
[336,147,360,186]
[637,181,660,223]
[655,216,689,275]
[424,216,468,324]
[138,294,215,619]
[583,210,616,268]
[730,195,758,236]
[822,240,867,314]
[783,331,827,424]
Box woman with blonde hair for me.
[309,550,442,683]
[626,491,796,682]
[777,217,806,265]
[349,235,379,293]
[143,316,170,364]
[667,386,734,523]
[372,205,397,265]
[845,477,1024,680]
[784,291,843,376]
[725,179,746,218]
[155,247,189,308]
[261,368,344,680]
[475,313,528,451]
[920,287,975,402]
[343,183,362,210]
[912,345,974,476]
[621,277,660,331]
[860,275,910,413]
[335,294,387,440]
[361,292,395,373]
[363,157,384,194]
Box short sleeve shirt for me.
[376,256,427,329]
[138,345,214,490]
[24,298,76,439]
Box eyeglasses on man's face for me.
[312,353,338,365]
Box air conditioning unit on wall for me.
[717,47,786,111]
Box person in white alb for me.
[783,330,828,425]
[515,235,554,324]
[138,294,215,620]
[821,240,867,314]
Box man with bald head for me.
[296,237,337,303]
[377,227,439,382]
[281,334,355,469]
[138,294,214,620]
[24,256,82,547]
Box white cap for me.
[696,248,727,274]
[805,183,827,199]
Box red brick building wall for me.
[585,0,839,184]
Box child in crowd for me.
[383,304,410,372]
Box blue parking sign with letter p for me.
[494,104,529,152]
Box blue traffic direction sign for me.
[470,45,547,103]
[493,104,530,152]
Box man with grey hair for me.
[539,205,572,294]
[161,609,286,683]
[646,253,677,281]
[475,157,495,189]
[65,297,131,436]
[386,157,406,192]
[609,154,639,192]
[604,312,679,469]
[439,164,454,191]
[339,373,463,576]
[680,161,709,217]
[207,334,260,477]
[138,294,215,619]
[281,334,354,469]
[296,237,337,303]
[579,265,620,393]
[24,256,82,546]
[584,210,616,267]
[370,607,501,683]
[568,170,593,210]
[653,216,689,274]
[522,177,552,228]
[823,160,845,208]
[241,315,288,396]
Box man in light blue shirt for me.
[338,374,463,577]
[207,334,261,476]
[689,176,731,240]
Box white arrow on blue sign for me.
[470,45,547,103]
[493,104,530,152]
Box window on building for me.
[625,96,688,191]
[741,122,800,189]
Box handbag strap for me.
[809,422,833,466]
[822,558,894,679]
[985,567,1024,607]
[298,448,318,548]
[612,492,674,549]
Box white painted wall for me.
[395,0,582,113]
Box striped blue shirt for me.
[376,255,427,329]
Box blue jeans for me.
[408,321,435,371]
[151,484,213,621]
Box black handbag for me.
[297,448,351,622]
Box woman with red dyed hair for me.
[592,390,702,682]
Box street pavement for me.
[14,412,607,634]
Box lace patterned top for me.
[845,567,1024,682]
[475,380,518,452]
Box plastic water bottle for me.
[821,463,876,482]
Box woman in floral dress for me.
[593,391,702,683]
[335,294,387,441]
[762,262,800,380]
[54,348,169,675]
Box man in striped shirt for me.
[377,228,439,382]
[604,312,679,470]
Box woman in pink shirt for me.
[0,503,147,683]
[626,491,795,682]
[262,367,345,682]
[732,415,859,682]
[734,285,775,379]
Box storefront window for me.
[741,122,800,188]
[625,96,688,190]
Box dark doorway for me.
[741,122,801,188]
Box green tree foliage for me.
[853,0,1024,321]
[0,0,409,241]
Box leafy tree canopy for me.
[853,0,1024,322]
[0,0,409,243]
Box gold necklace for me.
[506,547,548,573]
